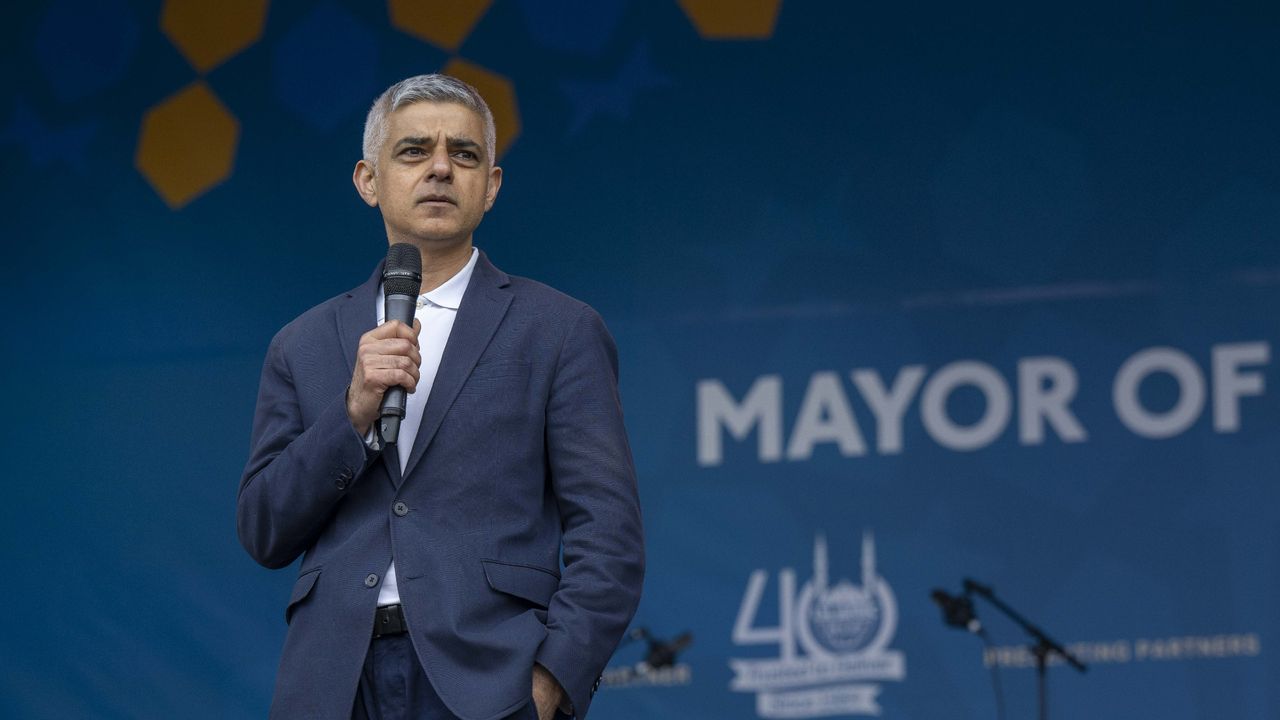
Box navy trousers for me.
[351,635,539,720]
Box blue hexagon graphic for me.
[2,98,97,173]
[517,0,628,57]
[35,0,139,104]
[272,2,377,133]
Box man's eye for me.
[402,147,424,156]
[454,151,477,160]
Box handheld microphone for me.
[378,243,422,444]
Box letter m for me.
[696,376,782,467]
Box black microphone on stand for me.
[625,627,694,670]
[931,588,982,634]
[378,243,422,444]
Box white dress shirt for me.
[372,247,478,606]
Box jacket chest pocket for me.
[454,363,537,428]
[461,361,532,396]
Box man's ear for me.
[353,159,378,207]
[484,165,503,211]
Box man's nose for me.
[426,145,452,181]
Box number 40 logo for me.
[728,533,905,718]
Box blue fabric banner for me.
[1,2,1276,718]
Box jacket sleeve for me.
[534,305,645,718]
[236,330,374,569]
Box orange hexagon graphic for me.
[441,58,520,160]
[136,81,240,209]
[390,0,493,52]
[161,0,268,72]
[678,0,781,39]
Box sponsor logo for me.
[983,633,1262,668]
[731,533,905,717]
[600,663,692,689]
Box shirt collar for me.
[421,247,478,310]
[375,247,479,321]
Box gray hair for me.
[361,74,497,167]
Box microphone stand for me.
[963,578,1086,720]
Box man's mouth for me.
[419,195,455,205]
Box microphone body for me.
[378,243,423,444]
[931,588,982,634]
[641,631,694,670]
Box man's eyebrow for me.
[394,136,432,148]
[392,136,483,157]
[446,136,482,152]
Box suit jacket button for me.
[393,501,409,517]
[364,573,379,588]
[335,477,348,490]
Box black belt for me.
[373,604,408,638]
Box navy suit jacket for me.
[237,251,644,720]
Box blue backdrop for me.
[2,2,1277,718]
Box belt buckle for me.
[373,604,406,639]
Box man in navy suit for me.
[237,74,644,720]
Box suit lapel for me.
[337,260,383,375]
[337,260,402,486]
[401,251,512,480]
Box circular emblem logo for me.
[808,580,881,654]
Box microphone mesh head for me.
[384,243,422,297]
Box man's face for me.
[354,101,501,248]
